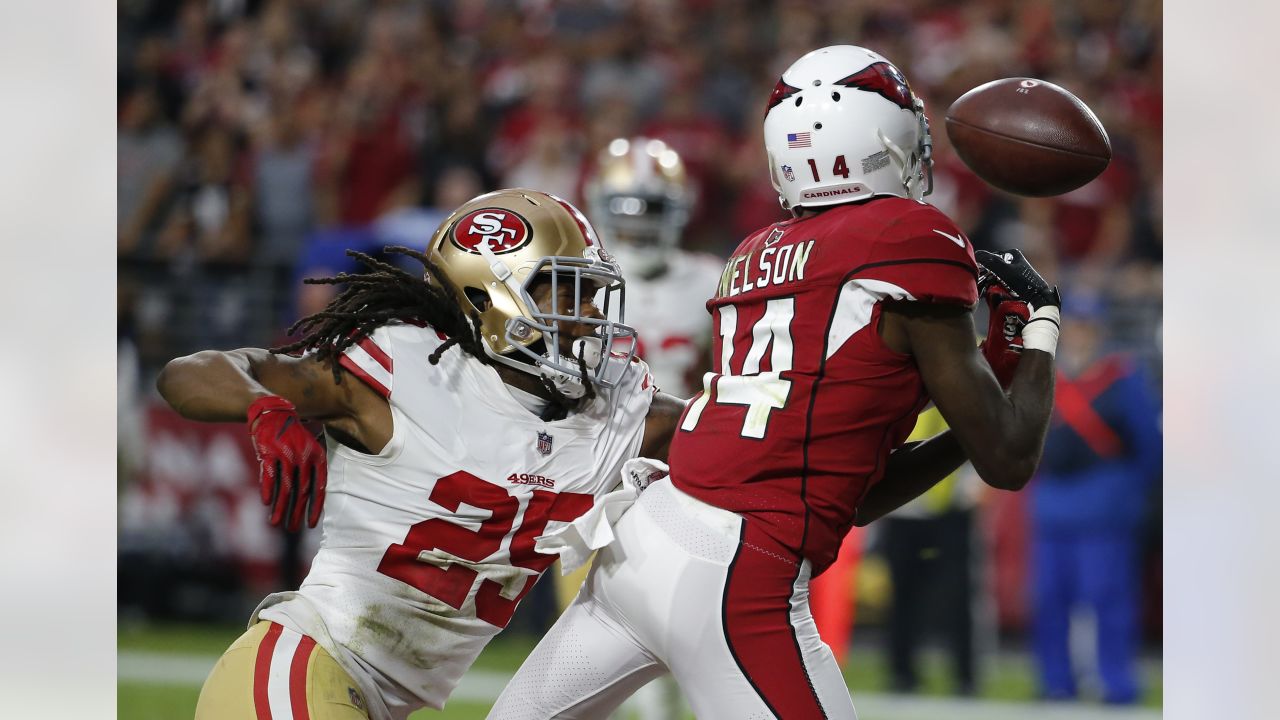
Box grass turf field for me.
[119,622,1161,719]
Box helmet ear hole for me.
[794,95,803,107]
[831,91,841,102]
[464,286,491,312]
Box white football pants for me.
[488,479,857,719]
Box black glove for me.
[975,249,1061,310]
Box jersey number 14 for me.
[680,297,795,439]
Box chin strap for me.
[537,337,602,400]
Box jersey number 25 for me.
[376,471,593,628]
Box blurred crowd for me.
[118,0,1162,703]
[118,0,1161,376]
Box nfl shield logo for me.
[536,431,554,456]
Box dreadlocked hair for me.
[271,246,490,383]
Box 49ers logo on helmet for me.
[450,208,533,255]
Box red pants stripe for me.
[723,521,828,718]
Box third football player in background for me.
[583,137,724,398]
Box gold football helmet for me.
[583,137,695,277]
[427,188,635,397]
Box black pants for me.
[883,510,977,694]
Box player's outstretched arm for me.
[157,349,391,530]
[157,348,359,423]
[892,303,1055,492]
[641,392,688,462]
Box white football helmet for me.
[583,137,695,278]
[763,45,933,213]
[427,188,636,399]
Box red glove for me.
[978,282,1031,389]
[247,396,327,531]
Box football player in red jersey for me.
[490,46,1060,720]
[156,189,687,720]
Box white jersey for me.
[253,322,655,719]
[620,249,724,397]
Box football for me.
[944,78,1111,197]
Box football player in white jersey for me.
[583,137,724,398]
[157,188,686,720]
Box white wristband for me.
[1021,305,1061,357]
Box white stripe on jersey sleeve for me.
[825,279,914,360]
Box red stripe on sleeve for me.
[288,635,317,720]
[337,355,390,398]
[358,337,393,373]
[254,623,285,720]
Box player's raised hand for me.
[975,249,1061,310]
[978,283,1031,388]
[976,249,1062,358]
[247,395,327,531]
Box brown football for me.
[944,78,1111,197]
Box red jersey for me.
[668,197,978,572]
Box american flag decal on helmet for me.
[787,132,811,148]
